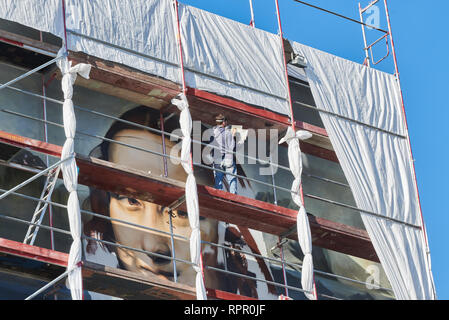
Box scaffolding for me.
[0,0,431,300]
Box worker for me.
[210,114,238,194]
[83,106,278,298]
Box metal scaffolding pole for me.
[1,82,355,190]
[249,0,255,27]
[275,0,318,300]
[25,264,79,300]
[173,0,206,299]
[0,185,394,294]
[1,107,421,230]
[0,56,62,91]
[0,157,70,201]
[383,0,437,299]
[0,0,416,300]
[292,0,388,33]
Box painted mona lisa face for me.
[107,128,218,287]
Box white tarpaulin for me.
[64,0,181,94]
[178,4,288,115]
[0,0,64,38]
[291,41,436,300]
[279,127,316,300]
[171,93,206,300]
[1,0,437,300]
[0,0,289,116]
[57,49,91,300]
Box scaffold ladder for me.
[23,165,60,245]
[358,0,390,67]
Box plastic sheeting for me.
[171,93,206,300]
[0,0,289,116]
[64,0,181,94]
[279,127,316,300]
[0,0,64,38]
[178,4,288,115]
[291,41,435,300]
[1,0,436,301]
[57,48,91,300]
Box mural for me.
[0,62,393,299]
[82,106,278,299]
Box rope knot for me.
[279,126,312,145]
[171,92,189,111]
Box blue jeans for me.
[213,163,237,194]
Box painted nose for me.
[149,245,172,265]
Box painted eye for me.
[127,197,141,206]
[176,210,188,218]
[116,195,142,207]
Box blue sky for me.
[181,0,449,299]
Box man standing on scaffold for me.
[209,114,238,194]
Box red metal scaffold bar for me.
[358,1,390,67]
[0,130,378,262]
[383,0,436,298]
[172,0,207,299]
[274,0,317,300]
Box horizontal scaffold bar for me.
[0,130,378,262]
[0,237,256,300]
[0,29,337,162]
[69,52,337,161]
[0,185,389,292]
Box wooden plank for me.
[68,56,333,156]
[206,288,257,300]
[0,131,377,261]
[77,154,185,206]
[68,52,181,110]
[0,238,68,267]
[195,186,378,262]
[173,88,338,162]
[300,140,339,163]
[0,30,335,159]
[77,159,376,261]
[184,88,330,138]
[0,29,59,56]
[296,120,333,151]
[0,238,196,299]
[0,239,267,300]
[82,261,196,300]
[0,28,178,108]
[0,130,62,157]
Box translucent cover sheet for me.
[292,41,435,300]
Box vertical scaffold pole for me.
[358,2,371,67]
[160,111,178,283]
[249,0,255,27]
[174,1,187,95]
[60,0,91,300]
[383,0,436,299]
[41,74,55,251]
[160,112,169,178]
[274,0,317,300]
[274,0,295,132]
[278,238,289,297]
[384,0,426,249]
[172,0,207,300]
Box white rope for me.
[279,126,317,300]
[56,48,91,300]
[171,93,207,300]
